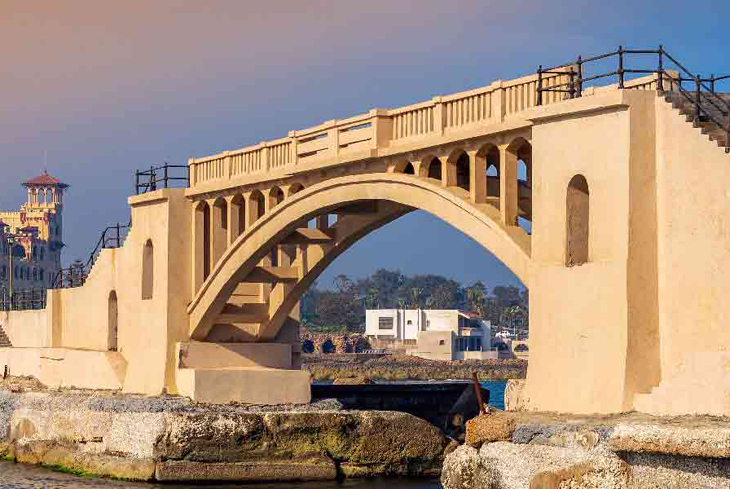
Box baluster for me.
[576,55,583,97]
[695,75,702,122]
[537,66,543,106]
[164,164,169,189]
[657,46,664,93]
[135,170,140,195]
[618,45,625,89]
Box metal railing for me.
[135,163,189,195]
[0,287,47,311]
[537,46,730,153]
[52,220,132,289]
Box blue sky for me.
[1,0,728,289]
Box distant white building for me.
[365,309,496,361]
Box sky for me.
[1,1,728,290]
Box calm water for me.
[0,463,441,489]
[0,381,506,488]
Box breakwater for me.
[303,354,526,382]
[0,388,447,483]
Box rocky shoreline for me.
[441,409,730,488]
[303,354,527,382]
[0,381,447,483]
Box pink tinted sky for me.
[0,1,727,287]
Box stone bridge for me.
[2,51,730,416]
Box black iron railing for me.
[0,287,47,311]
[537,46,730,153]
[52,220,132,289]
[135,163,189,195]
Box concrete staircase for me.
[662,91,730,152]
[0,324,12,348]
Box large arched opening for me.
[188,174,530,342]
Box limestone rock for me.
[479,442,631,488]
[441,444,497,489]
[608,423,730,458]
[465,412,516,447]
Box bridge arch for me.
[188,173,532,340]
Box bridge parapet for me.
[188,69,573,191]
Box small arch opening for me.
[427,157,442,180]
[231,194,246,238]
[403,163,415,175]
[456,152,470,191]
[302,339,315,354]
[269,186,285,209]
[566,174,590,267]
[108,291,118,351]
[289,183,305,196]
[195,201,212,280]
[250,190,266,223]
[321,339,335,354]
[142,239,154,300]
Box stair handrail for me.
[537,46,730,153]
[52,219,132,289]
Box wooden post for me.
[472,372,486,415]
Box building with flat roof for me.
[0,172,67,290]
[365,309,496,361]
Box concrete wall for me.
[0,347,125,389]
[49,189,191,396]
[654,93,730,382]
[0,310,50,347]
[525,91,634,413]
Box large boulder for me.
[465,412,516,447]
[441,444,497,489]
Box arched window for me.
[40,247,45,262]
[427,157,442,181]
[32,268,37,281]
[195,201,212,281]
[142,240,154,300]
[40,269,44,282]
[108,291,118,351]
[566,175,589,266]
